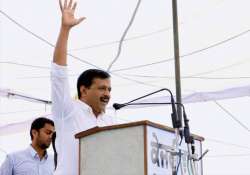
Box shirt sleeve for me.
[0,155,13,175]
[51,62,75,120]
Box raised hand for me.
[53,0,85,65]
[59,0,85,29]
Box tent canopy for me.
[1,0,250,174]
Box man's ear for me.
[32,129,38,139]
[80,86,87,97]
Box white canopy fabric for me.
[1,83,249,108]
[118,84,250,107]
[1,0,250,174]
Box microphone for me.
[176,103,193,145]
[113,99,192,143]
[113,103,127,110]
[112,88,182,128]
[113,102,172,110]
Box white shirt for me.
[51,63,116,175]
[0,145,54,175]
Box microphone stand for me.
[113,88,182,128]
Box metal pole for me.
[172,1,182,174]
[172,0,182,127]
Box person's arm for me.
[53,0,85,65]
[0,155,13,175]
[51,0,85,120]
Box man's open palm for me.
[59,0,85,28]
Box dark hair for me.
[77,69,110,98]
[30,117,54,140]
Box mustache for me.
[100,96,110,101]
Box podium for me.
[75,120,204,175]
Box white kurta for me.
[51,63,116,175]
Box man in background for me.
[0,117,55,175]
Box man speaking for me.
[51,0,116,174]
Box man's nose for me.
[49,133,53,139]
[104,89,110,97]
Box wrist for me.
[60,25,71,33]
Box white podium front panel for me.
[147,126,202,175]
[79,125,145,175]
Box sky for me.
[1,0,250,174]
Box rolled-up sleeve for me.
[51,62,74,120]
[0,155,13,175]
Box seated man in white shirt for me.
[51,0,116,174]
[0,117,55,175]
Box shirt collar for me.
[76,99,105,117]
[28,145,48,160]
